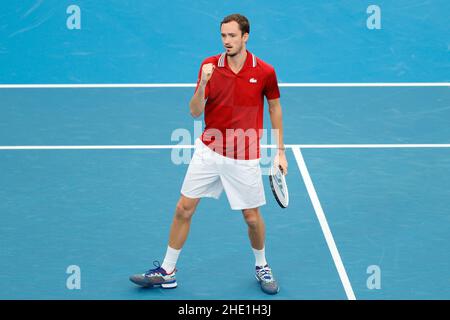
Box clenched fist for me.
[200,63,215,85]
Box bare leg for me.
[168,195,200,249]
[242,207,265,250]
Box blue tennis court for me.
[1,1,449,300]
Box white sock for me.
[252,247,268,267]
[161,246,181,273]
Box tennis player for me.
[130,14,287,295]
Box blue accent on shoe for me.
[145,260,169,276]
[129,260,177,289]
[255,264,280,295]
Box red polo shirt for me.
[194,50,280,160]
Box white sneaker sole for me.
[161,281,177,289]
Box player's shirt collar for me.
[218,50,257,70]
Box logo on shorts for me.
[249,78,257,83]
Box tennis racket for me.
[269,165,289,208]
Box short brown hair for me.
[220,14,250,35]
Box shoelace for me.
[145,260,165,277]
[257,266,274,282]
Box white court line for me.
[292,147,356,300]
[286,144,450,149]
[0,84,196,89]
[1,144,450,150]
[0,145,194,150]
[0,82,449,89]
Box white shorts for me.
[181,139,266,210]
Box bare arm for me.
[189,63,215,118]
[268,98,288,175]
[189,84,207,118]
